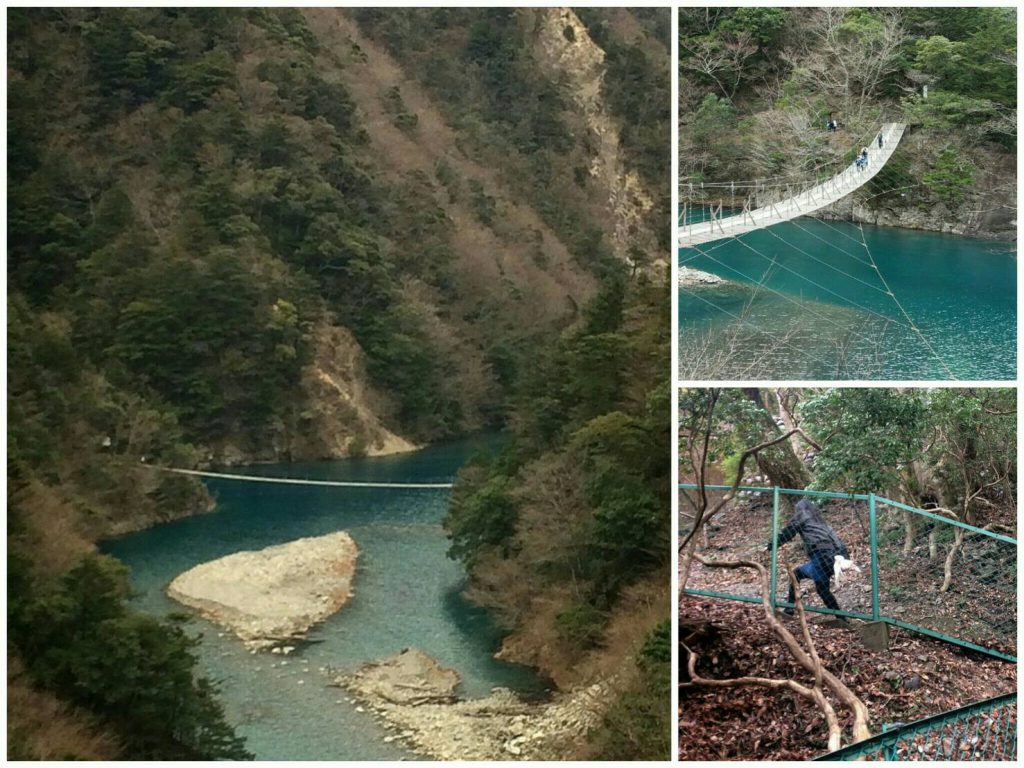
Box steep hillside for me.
[352,8,670,265]
[9,7,667,515]
[7,8,669,760]
[680,7,1016,239]
[445,273,672,759]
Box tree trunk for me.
[743,389,811,499]
[903,510,915,554]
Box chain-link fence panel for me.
[682,485,776,605]
[818,693,1017,761]
[772,491,873,620]
[682,484,1017,660]
[875,499,1017,659]
[682,485,877,619]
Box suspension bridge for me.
[142,465,454,489]
[680,123,906,247]
[675,118,1008,380]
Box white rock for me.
[166,532,358,650]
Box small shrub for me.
[556,602,607,648]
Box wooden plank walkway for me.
[143,465,454,489]
[680,123,906,247]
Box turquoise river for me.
[679,219,1016,379]
[102,435,547,760]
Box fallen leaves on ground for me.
[679,595,1016,761]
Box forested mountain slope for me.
[7,8,668,760]
[680,7,1016,238]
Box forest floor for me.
[686,495,1016,658]
[680,594,1017,760]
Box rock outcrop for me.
[679,265,725,288]
[532,8,661,269]
[291,325,418,460]
[341,648,460,705]
[334,648,609,760]
[168,532,358,650]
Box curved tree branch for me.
[690,554,872,747]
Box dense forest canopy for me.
[680,7,1016,217]
[681,388,1016,529]
[7,8,669,760]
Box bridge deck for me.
[145,465,453,489]
[680,123,906,247]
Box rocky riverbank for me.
[678,265,726,288]
[818,198,1016,242]
[167,532,358,650]
[332,648,609,760]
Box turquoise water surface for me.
[102,435,546,760]
[679,219,1016,379]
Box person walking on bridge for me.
[765,499,849,615]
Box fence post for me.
[869,493,880,621]
[770,487,780,611]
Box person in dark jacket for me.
[766,499,849,614]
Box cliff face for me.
[531,9,660,269]
[211,324,416,465]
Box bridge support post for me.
[770,487,780,610]
[858,621,890,652]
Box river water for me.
[679,219,1016,379]
[102,435,546,760]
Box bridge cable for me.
[140,465,454,489]
[678,285,860,377]
[692,242,898,349]
[852,220,959,380]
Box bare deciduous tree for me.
[681,32,758,102]
[785,8,906,123]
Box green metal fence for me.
[680,484,1017,662]
[815,692,1017,761]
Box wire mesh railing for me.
[681,484,1017,662]
[680,123,907,249]
[815,692,1017,761]
[873,498,1016,659]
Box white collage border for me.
[1,1,1019,765]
